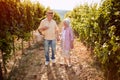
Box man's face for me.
[46,11,53,20]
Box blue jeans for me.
[44,39,56,62]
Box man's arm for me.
[38,20,48,35]
[55,24,60,41]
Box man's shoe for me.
[45,61,49,66]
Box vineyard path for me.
[9,38,104,80]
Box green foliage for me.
[68,0,120,79]
[53,12,61,24]
[32,2,45,30]
[69,4,99,48]
[0,0,46,69]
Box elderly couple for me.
[38,10,74,67]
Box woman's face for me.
[63,21,68,28]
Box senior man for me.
[38,9,59,66]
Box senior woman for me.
[60,18,74,67]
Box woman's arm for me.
[70,27,74,49]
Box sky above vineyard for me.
[30,0,101,10]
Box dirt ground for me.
[8,39,104,80]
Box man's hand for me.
[42,26,49,31]
[38,26,48,35]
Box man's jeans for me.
[44,39,56,62]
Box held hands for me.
[57,36,60,41]
[56,33,61,41]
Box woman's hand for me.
[70,41,74,49]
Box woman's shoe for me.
[68,64,72,67]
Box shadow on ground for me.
[8,40,104,80]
